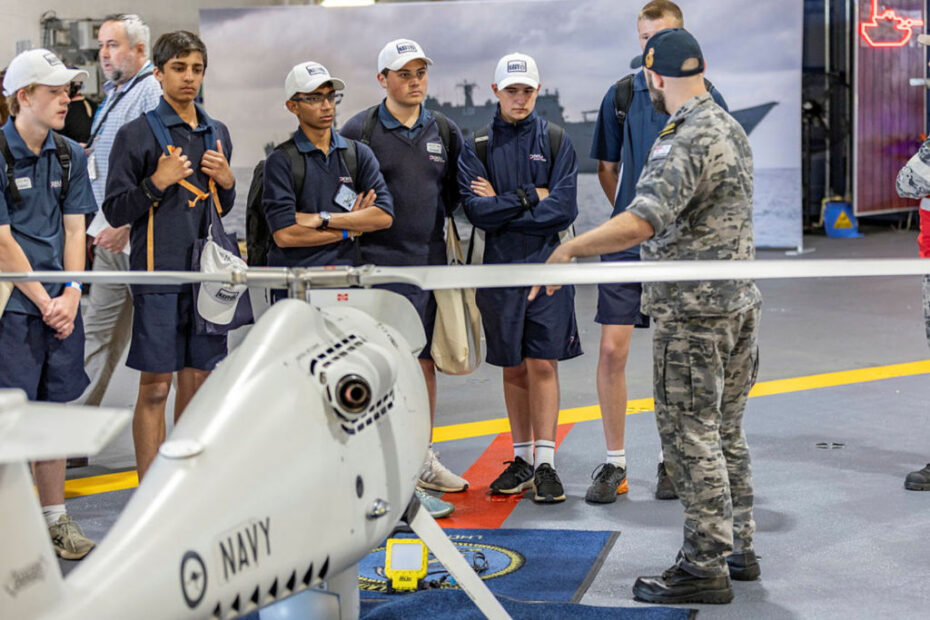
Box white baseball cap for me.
[378,39,433,73]
[3,48,88,97]
[285,62,346,100]
[494,53,540,90]
[197,240,248,326]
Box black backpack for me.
[245,138,358,267]
[613,73,714,126]
[0,130,71,208]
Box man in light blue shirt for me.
[78,13,161,410]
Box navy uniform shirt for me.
[103,98,235,293]
[589,71,727,258]
[262,128,393,268]
[0,120,97,315]
[341,102,462,266]
[458,109,578,264]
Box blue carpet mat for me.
[359,528,618,602]
[360,589,695,619]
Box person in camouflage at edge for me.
[530,28,762,604]
[895,102,930,492]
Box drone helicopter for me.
[2,258,929,620]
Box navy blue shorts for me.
[127,292,227,373]
[477,285,582,367]
[376,283,436,360]
[0,310,89,402]
[595,252,650,328]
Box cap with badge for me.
[285,61,346,100]
[196,240,249,326]
[643,28,705,78]
[494,53,540,90]
[2,48,88,97]
[378,38,433,73]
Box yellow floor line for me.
[64,359,930,498]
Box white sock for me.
[513,441,534,465]
[534,440,556,468]
[43,505,66,527]
[607,449,626,468]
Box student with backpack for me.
[0,49,98,559]
[339,39,467,519]
[586,0,728,504]
[103,31,236,481]
[458,52,581,504]
[260,61,392,284]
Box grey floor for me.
[64,226,930,618]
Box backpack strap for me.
[546,122,564,176]
[142,110,219,211]
[277,139,306,197]
[703,77,715,93]
[613,73,636,127]
[473,124,490,171]
[431,110,453,154]
[340,139,359,188]
[359,106,379,146]
[51,132,71,209]
[0,131,22,205]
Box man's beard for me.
[646,73,669,115]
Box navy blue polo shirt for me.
[458,109,578,265]
[0,120,96,315]
[341,102,462,266]
[102,98,235,293]
[590,70,729,216]
[262,128,393,268]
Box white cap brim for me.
[38,67,88,87]
[496,76,539,90]
[382,54,433,73]
[197,282,246,325]
[286,76,346,101]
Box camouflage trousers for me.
[652,305,760,577]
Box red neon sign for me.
[860,0,925,47]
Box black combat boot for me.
[727,550,761,581]
[633,565,733,604]
[905,464,930,491]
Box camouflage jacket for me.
[627,92,762,320]
[896,138,930,199]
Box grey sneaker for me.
[418,448,469,493]
[655,462,678,500]
[49,514,95,560]
[585,463,629,504]
[414,487,454,519]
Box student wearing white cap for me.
[341,39,467,519]
[0,48,98,559]
[458,52,581,504]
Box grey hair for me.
[104,14,151,57]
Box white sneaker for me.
[418,448,469,493]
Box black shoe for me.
[655,462,678,500]
[489,457,534,494]
[727,550,761,581]
[905,464,930,491]
[633,565,733,605]
[533,463,566,503]
[585,463,628,504]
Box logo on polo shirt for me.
[338,176,352,184]
[396,42,418,54]
[43,53,63,68]
[529,153,546,162]
[305,64,327,77]
[507,60,527,73]
[49,179,62,189]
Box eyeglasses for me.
[291,92,343,106]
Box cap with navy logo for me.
[378,38,433,73]
[285,61,346,100]
[494,53,540,90]
[3,48,88,97]
[643,28,705,78]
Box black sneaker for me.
[489,457,534,494]
[727,550,761,581]
[905,464,930,491]
[585,463,628,504]
[633,565,733,605]
[532,463,566,503]
[655,461,678,500]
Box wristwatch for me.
[318,211,331,230]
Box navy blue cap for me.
[643,28,705,78]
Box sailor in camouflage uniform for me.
[531,28,761,604]
[895,125,930,491]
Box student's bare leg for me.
[133,371,172,480]
[597,324,633,451]
[526,358,560,443]
[502,362,532,444]
[175,367,210,423]
[34,459,65,507]
[420,358,437,428]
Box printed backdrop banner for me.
[200,0,802,249]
